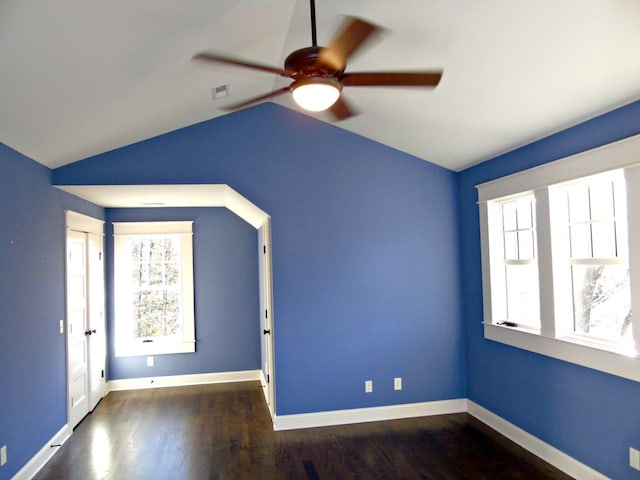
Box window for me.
[478,134,640,382]
[556,171,631,346]
[113,221,195,356]
[492,195,540,329]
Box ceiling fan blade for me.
[192,52,294,78]
[319,17,382,71]
[342,71,443,87]
[220,87,290,111]
[328,96,357,121]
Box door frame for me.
[65,211,106,428]
[258,218,276,417]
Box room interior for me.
[1,1,640,479]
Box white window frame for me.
[113,221,195,357]
[477,134,640,383]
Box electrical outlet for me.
[1,445,7,466]
[147,356,154,367]
[630,447,640,471]
[59,320,64,334]
[365,380,373,393]
[394,377,402,391]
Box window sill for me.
[483,322,640,383]
[115,340,195,358]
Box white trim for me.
[484,323,640,382]
[467,401,609,480]
[224,186,270,229]
[11,424,71,480]
[106,370,262,392]
[259,369,274,421]
[55,184,269,228]
[273,399,467,431]
[66,210,104,235]
[476,133,640,202]
[112,220,193,235]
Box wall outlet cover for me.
[365,380,373,393]
[630,447,640,470]
[394,377,402,390]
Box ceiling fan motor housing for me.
[284,46,344,80]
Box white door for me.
[258,218,275,416]
[87,232,106,411]
[66,212,106,429]
[66,229,90,428]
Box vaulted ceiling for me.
[2,0,640,172]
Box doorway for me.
[66,211,106,429]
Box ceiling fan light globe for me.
[291,78,341,112]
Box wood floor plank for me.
[32,382,573,480]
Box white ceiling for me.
[2,0,640,172]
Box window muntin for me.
[114,221,194,357]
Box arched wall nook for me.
[55,184,276,417]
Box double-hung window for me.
[490,194,540,329]
[478,134,640,382]
[113,221,195,357]
[555,171,632,346]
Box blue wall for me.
[5,95,640,479]
[105,207,260,379]
[0,143,103,480]
[458,99,640,480]
[53,103,466,415]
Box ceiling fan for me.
[192,0,443,120]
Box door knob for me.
[84,329,96,336]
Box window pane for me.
[591,221,616,258]
[589,181,614,220]
[503,231,518,260]
[165,262,180,286]
[569,223,591,258]
[571,265,632,341]
[505,264,540,328]
[502,202,517,231]
[130,235,183,337]
[134,290,181,338]
[163,238,179,261]
[516,199,533,229]
[517,230,535,260]
[567,184,590,222]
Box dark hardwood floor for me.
[33,382,572,480]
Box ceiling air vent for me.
[212,84,229,100]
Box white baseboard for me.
[11,424,71,480]
[107,369,262,392]
[273,398,467,431]
[467,400,608,480]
